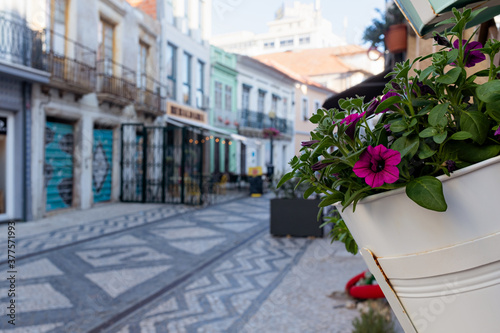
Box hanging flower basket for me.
[262,127,280,138]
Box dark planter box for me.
[270,198,323,237]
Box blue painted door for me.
[45,121,74,211]
[93,129,113,203]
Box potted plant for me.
[270,174,323,237]
[363,3,407,54]
[279,8,500,332]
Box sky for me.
[211,0,388,45]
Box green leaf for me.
[391,135,419,158]
[457,144,500,163]
[419,65,434,81]
[375,96,401,114]
[447,49,459,64]
[309,113,322,124]
[460,110,489,144]
[418,142,437,159]
[450,131,473,140]
[436,67,462,84]
[419,127,438,138]
[390,120,407,132]
[428,103,449,127]
[303,186,316,199]
[406,176,447,212]
[486,102,500,122]
[473,69,490,77]
[477,80,500,103]
[319,192,344,207]
[277,172,294,188]
[433,131,448,144]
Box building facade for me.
[0,4,51,221]
[235,55,295,176]
[211,0,345,56]
[209,46,238,175]
[2,0,165,220]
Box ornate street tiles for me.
[85,266,171,298]
[0,196,274,332]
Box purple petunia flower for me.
[311,160,334,171]
[365,98,380,117]
[415,81,435,96]
[445,160,457,173]
[340,112,365,126]
[451,40,485,68]
[353,145,401,188]
[383,124,392,133]
[301,140,320,147]
[494,127,500,139]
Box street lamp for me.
[268,111,276,179]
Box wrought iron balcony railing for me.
[136,74,167,115]
[239,109,293,136]
[97,58,137,106]
[0,11,46,71]
[213,109,239,130]
[44,30,96,94]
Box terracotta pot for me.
[385,23,407,53]
[335,155,500,332]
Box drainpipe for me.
[22,82,28,222]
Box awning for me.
[322,69,392,110]
[163,115,248,142]
[395,0,500,38]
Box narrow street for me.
[0,195,366,333]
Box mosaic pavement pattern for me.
[0,196,326,333]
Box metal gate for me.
[120,124,204,205]
[45,121,74,211]
[93,129,113,203]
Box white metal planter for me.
[336,155,500,333]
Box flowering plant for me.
[263,127,280,138]
[278,8,500,249]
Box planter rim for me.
[334,154,500,207]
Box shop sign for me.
[0,117,6,135]
[167,102,206,123]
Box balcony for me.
[0,11,48,78]
[135,74,167,116]
[96,59,137,107]
[213,109,238,131]
[238,109,293,138]
[44,30,96,96]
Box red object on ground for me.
[345,271,385,299]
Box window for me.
[271,94,279,113]
[258,90,266,113]
[299,36,310,45]
[264,41,275,49]
[242,85,250,111]
[302,98,309,120]
[52,0,67,55]
[224,85,232,112]
[214,81,222,110]
[137,42,148,88]
[314,100,321,112]
[182,52,191,104]
[98,19,114,75]
[196,60,204,108]
[166,43,176,98]
[280,39,293,47]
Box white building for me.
[236,55,295,176]
[211,0,345,56]
[1,0,165,220]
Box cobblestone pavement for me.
[0,195,368,333]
